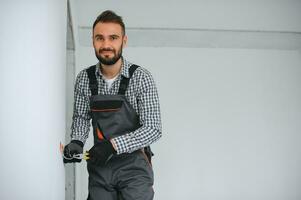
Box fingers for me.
[63,157,81,163]
[63,147,72,158]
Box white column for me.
[0,0,67,199]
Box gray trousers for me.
[87,150,154,200]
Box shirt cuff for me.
[111,134,133,154]
[71,135,86,145]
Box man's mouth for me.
[100,49,114,53]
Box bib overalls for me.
[86,64,154,200]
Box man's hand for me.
[63,140,84,163]
[87,140,116,166]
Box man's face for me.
[93,22,127,65]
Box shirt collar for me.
[95,57,132,78]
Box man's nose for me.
[102,39,111,48]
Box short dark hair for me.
[92,10,125,35]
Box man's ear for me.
[123,35,128,47]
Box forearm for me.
[111,68,163,154]
[70,116,91,144]
[112,124,162,154]
[71,70,91,144]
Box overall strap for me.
[86,65,98,95]
[118,64,139,95]
[86,64,139,95]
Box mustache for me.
[99,48,114,53]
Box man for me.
[63,10,162,200]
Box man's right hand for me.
[63,140,84,163]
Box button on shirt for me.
[71,58,162,154]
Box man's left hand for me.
[87,140,116,166]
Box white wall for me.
[65,49,76,200]
[75,0,301,32]
[126,47,301,200]
[73,46,301,200]
[68,1,301,200]
[0,1,67,199]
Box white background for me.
[75,46,301,200]
[0,0,67,199]
[67,0,301,199]
[1,1,300,200]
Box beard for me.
[95,45,123,66]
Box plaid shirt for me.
[70,58,162,154]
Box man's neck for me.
[100,58,122,79]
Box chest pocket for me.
[90,95,140,140]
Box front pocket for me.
[90,100,123,112]
[90,98,140,140]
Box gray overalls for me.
[86,64,154,200]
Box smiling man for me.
[63,10,162,200]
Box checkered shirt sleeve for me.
[70,70,91,142]
[113,68,162,154]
